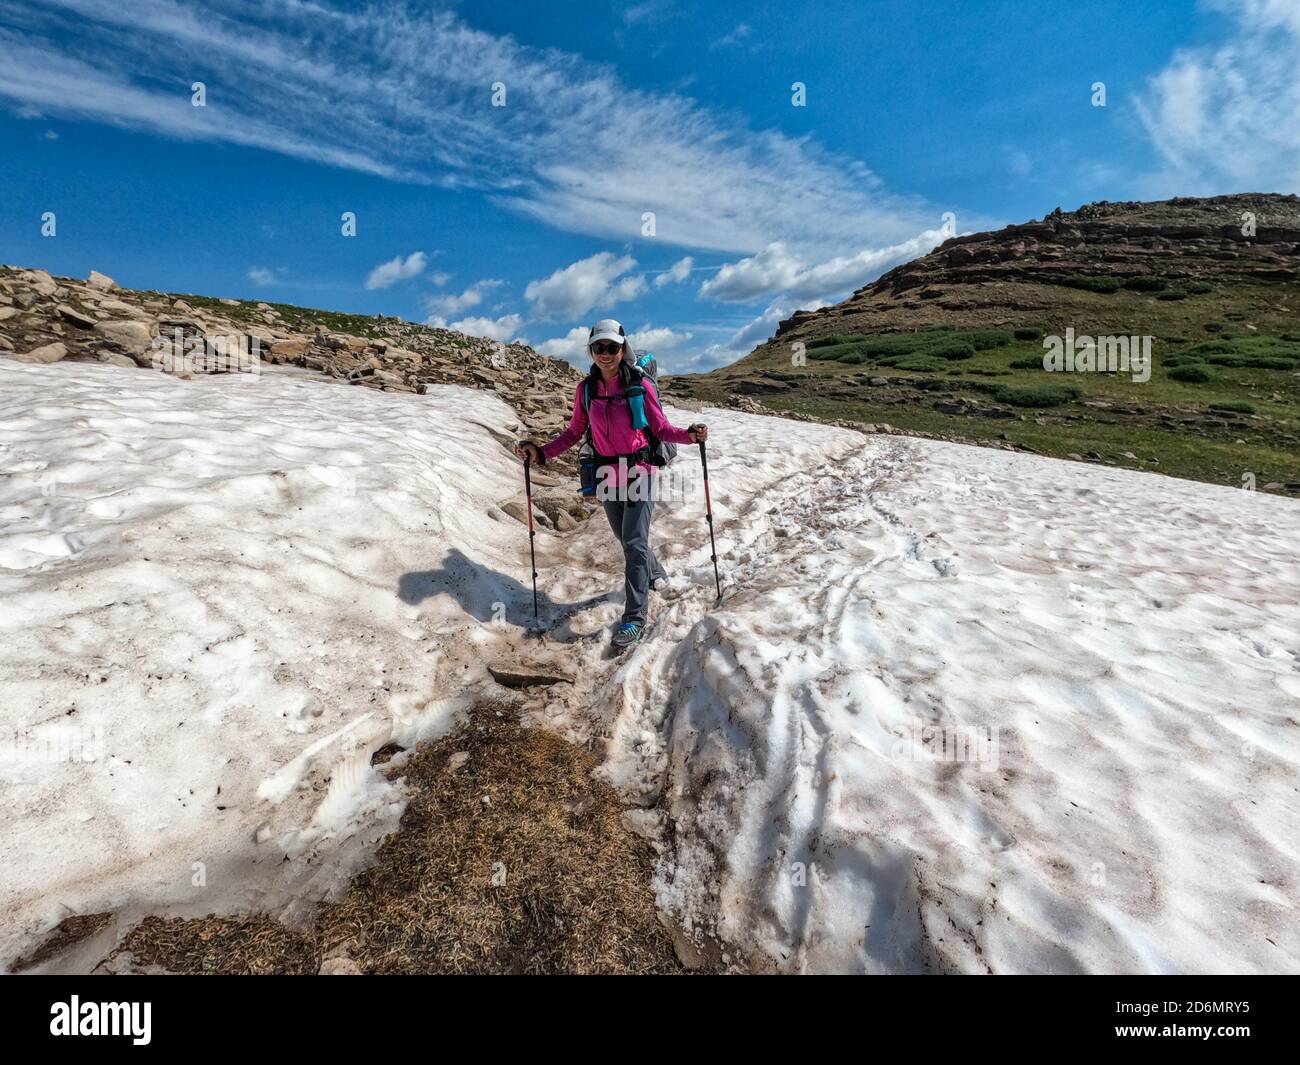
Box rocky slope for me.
[771,193,1300,345]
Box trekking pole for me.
[698,439,722,601]
[522,451,539,619]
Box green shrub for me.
[965,330,1013,350]
[913,378,951,392]
[1208,402,1256,415]
[1164,354,1206,367]
[806,342,867,361]
[808,334,869,349]
[1169,365,1212,383]
[1204,322,1225,333]
[1205,355,1244,367]
[1010,356,1046,369]
[1239,357,1298,370]
[993,384,1080,408]
[1124,276,1168,292]
[860,335,926,356]
[1013,327,1043,341]
[930,340,976,361]
[1060,276,1121,294]
[969,368,1012,376]
[1189,341,1234,354]
[1224,312,1247,321]
[838,352,868,365]
[1187,282,1214,294]
[1157,291,1187,301]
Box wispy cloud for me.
[654,255,694,286]
[701,226,954,305]
[1136,0,1300,194]
[423,278,503,317]
[711,23,753,49]
[0,0,942,256]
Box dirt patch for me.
[102,702,697,975]
[12,912,112,972]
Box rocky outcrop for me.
[761,194,1300,347]
[861,193,1300,301]
[0,264,583,463]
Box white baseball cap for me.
[588,319,626,347]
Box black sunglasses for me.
[590,341,622,356]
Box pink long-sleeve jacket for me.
[540,374,694,481]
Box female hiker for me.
[515,319,708,648]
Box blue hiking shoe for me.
[612,622,643,649]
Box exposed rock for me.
[269,338,309,358]
[17,341,68,364]
[96,351,137,368]
[487,663,575,688]
[318,957,363,976]
[86,270,116,291]
[94,319,154,355]
[96,299,147,318]
[57,304,98,329]
[500,499,540,526]
[23,269,59,297]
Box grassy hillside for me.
[668,198,1300,492]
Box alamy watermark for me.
[890,722,1000,772]
[591,458,690,504]
[1043,329,1151,383]
[0,722,105,764]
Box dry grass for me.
[106,702,691,975]
[12,912,112,972]
[118,915,318,974]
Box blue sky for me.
[2,0,1298,370]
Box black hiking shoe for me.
[611,622,644,649]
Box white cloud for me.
[0,0,948,255]
[700,227,952,305]
[628,326,693,352]
[535,323,694,368]
[247,266,277,285]
[430,313,523,342]
[423,279,502,317]
[1136,0,1300,194]
[654,256,694,287]
[524,252,646,320]
[365,251,428,290]
[536,327,591,362]
[699,243,802,303]
[429,270,452,287]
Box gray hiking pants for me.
[602,497,667,626]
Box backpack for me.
[581,350,677,467]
